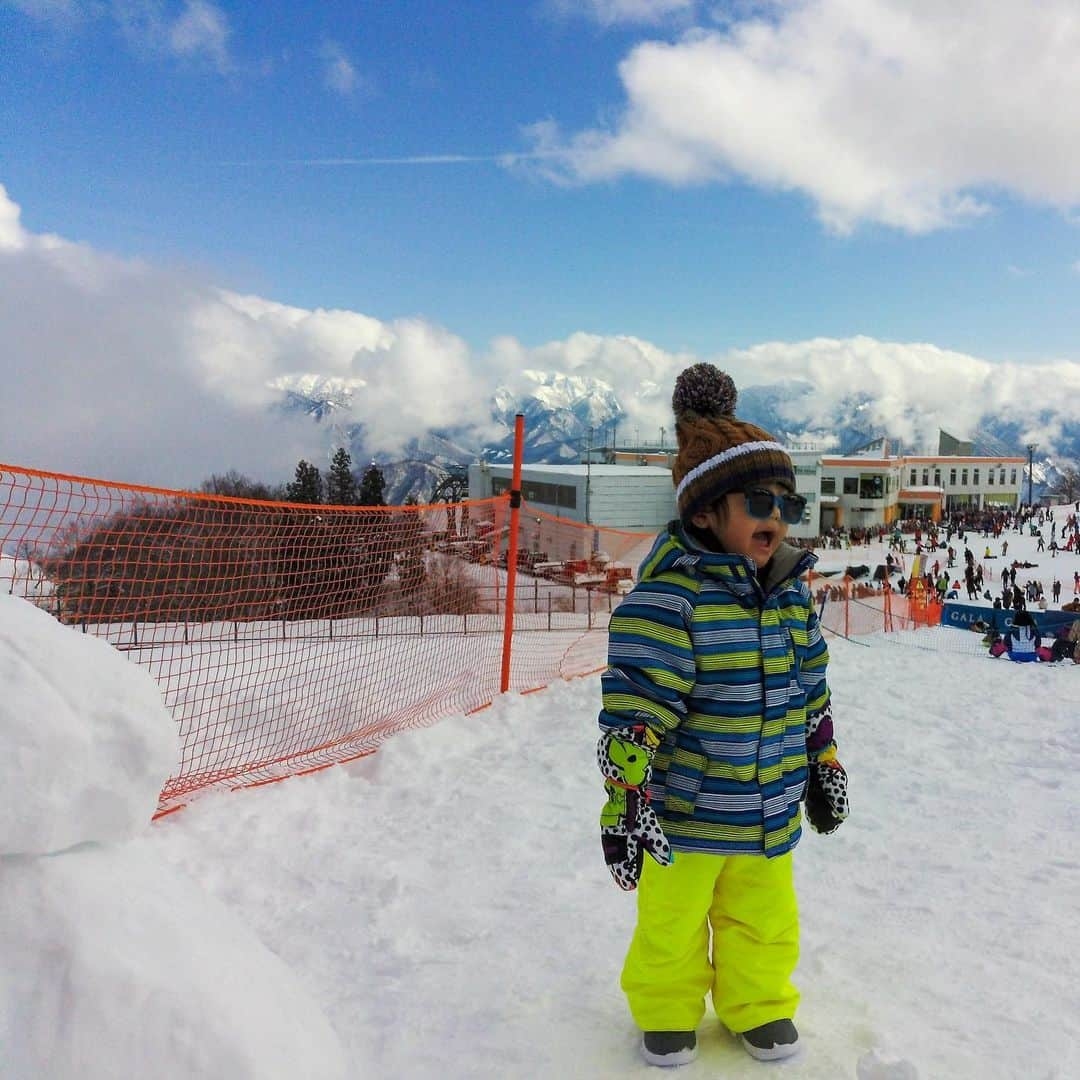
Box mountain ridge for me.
[273,371,1074,504]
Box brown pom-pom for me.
[671,363,737,420]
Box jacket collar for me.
[639,520,817,600]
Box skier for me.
[598,364,847,1068]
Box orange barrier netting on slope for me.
[806,571,944,640]
[0,463,653,812]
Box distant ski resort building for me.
[468,463,676,532]
[467,431,1027,538]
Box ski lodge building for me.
[467,434,1027,540]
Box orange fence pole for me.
[499,413,525,693]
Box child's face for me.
[692,481,792,569]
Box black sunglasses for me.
[743,488,806,525]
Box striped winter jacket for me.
[599,522,832,859]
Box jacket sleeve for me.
[798,601,837,762]
[599,578,696,737]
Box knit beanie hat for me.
[671,363,795,522]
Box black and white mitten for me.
[598,727,673,890]
[805,704,849,835]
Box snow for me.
[0,594,176,855]
[2,517,1079,1079]
[0,594,347,1080]
[0,553,53,604]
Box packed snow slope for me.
[136,634,1079,1080]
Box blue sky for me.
[3,1,1080,485]
[5,0,1079,360]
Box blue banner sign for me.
[940,602,1079,635]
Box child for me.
[1004,609,1041,662]
[598,364,848,1068]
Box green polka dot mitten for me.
[598,726,673,890]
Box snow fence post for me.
[499,413,525,695]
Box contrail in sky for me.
[225,151,561,167]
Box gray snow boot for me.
[740,1018,800,1060]
[641,1030,697,1067]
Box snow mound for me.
[0,593,178,855]
[0,844,347,1080]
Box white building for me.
[813,452,1026,529]
[468,463,676,531]
[900,456,1025,513]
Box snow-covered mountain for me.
[272,371,1076,504]
[273,369,624,502]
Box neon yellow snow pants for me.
[621,850,799,1034]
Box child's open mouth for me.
[751,528,778,556]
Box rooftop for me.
[479,463,673,477]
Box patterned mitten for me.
[805,704,849,835]
[598,726,673,890]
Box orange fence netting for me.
[0,464,650,813]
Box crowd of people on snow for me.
[798,502,1080,664]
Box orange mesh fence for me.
[501,505,655,688]
[1,463,530,811]
[807,571,944,639]
[0,463,661,812]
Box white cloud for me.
[529,0,1080,233]
[0,188,29,251]
[0,184,501,485]
[8,0,233,71]
[319,40,360,96]
[547,0,697,26]
[720,336,1080,454]
[4,182,1080,494]
[0,184,324,487]
[168,0,230,72]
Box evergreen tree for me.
[285,460,323,504]
[326,448,357,506]
[357,462,387,506]
[1050,466,1080,503]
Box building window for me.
[920,469,927,486]
[821,477,836,494]
[843,477,859,495]
[1010,469,1017,485]
[988,469,994,485]
[961,469,968,485]
[973,468,980,485]
[909,468,917,484]
[950,468,957,485]
[859,474,884,499]
[934,469,941,486]
[493,477,577,509]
